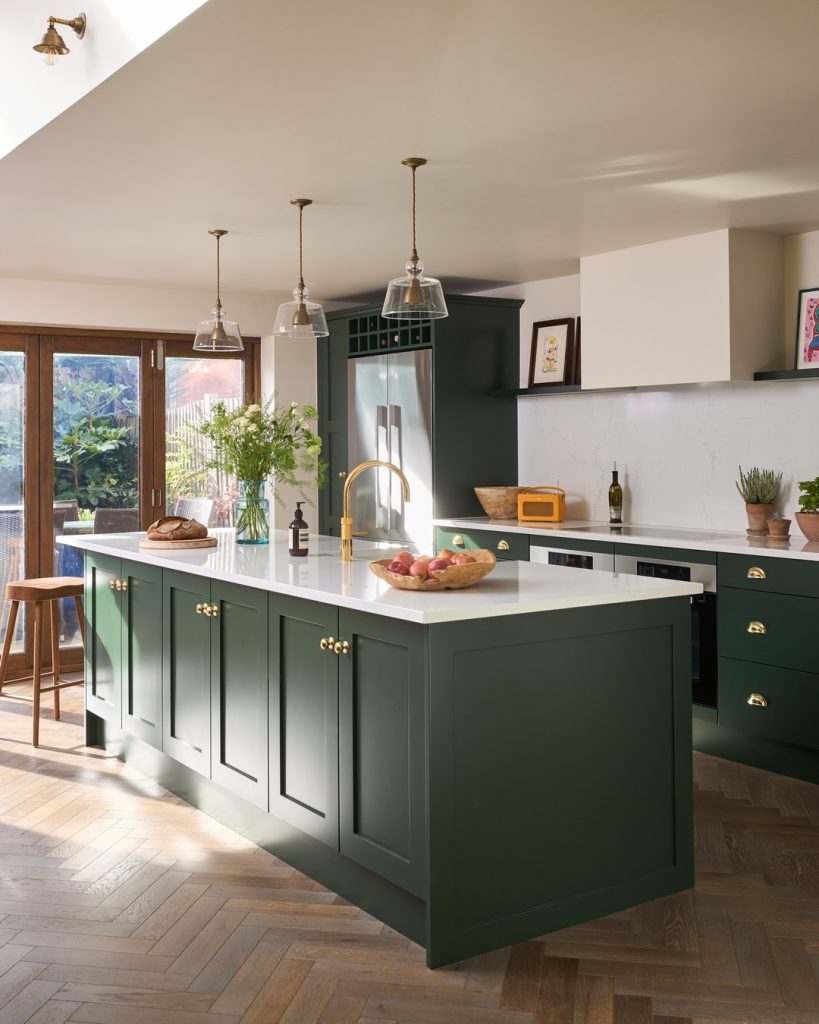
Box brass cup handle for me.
[334,640,350,655]
[747,692,768,708]
[497,539,510,551]
[746,566,767,580]
[746,621,767,635]
[452,534,465,548]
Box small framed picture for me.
[528,319,575,388]
[794,287,819,369]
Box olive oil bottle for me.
[609,463,623,525]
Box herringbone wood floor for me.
[0,685,817,1023]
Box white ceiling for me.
[1,0,819,305]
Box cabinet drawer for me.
[436,527,528,561]
[718,553,819,598]
[718,587,819,674]
[719,657,819,751]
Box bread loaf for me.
[146,516,208,541]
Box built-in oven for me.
[529,542,614,573]
[614,552,717,710]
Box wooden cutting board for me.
[139,536,217,550]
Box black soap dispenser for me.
[289,502,309,557]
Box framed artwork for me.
[794,287,819,369]
[528,318,575,388]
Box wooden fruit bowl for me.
[369,549,497,591]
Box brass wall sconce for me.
[33,12,87,66]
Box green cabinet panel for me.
[211,581,269,809]
[269,595,339,847]
[719,657,819,751]
[719,553,819,598]
[163,570,211,777]
[121,561,163,749]
[435,527,529,561]
[718,587,819,675]
[85,554,122,725]
[338,610,426,899]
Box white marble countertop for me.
[434,517,819,561]
[58,529,701,625]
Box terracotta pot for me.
[767,517,790,540]
[745,502,774,536]
[795,512,819,543]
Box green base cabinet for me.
[85,554,122,726]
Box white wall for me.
[481,229,819,531]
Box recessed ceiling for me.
[1,0,818,304]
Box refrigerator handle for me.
[375,405,389,529]
[388,404,403,530]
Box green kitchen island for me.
[60,530,700,968]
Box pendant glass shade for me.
[193,307,243,352]
[273,284,329,339]
[382,258,448,320]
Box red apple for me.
[393,550,414,567]
[388,561,409,575]
[409,559,430,579]
[427,557,452,572]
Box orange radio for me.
[517,486,565,522]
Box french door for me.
[0,330,259,680]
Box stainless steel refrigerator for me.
[347,350,433,550]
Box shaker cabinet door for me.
[163,570,211,777]
[121,560,163,749]
[85,553,122,726]
[269,595,339,848]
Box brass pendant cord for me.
[298,202,305,290]
[410,163,418,266]
[214,234,222,314]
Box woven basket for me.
[474,486,523,519]
[369,549,497,591]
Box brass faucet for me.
[341,460,411,561]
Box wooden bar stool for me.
[0,577,85,746]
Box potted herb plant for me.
[795,477,819,542]
[736,466,782,536]
[201,398,325,545]
[767,511,791,540]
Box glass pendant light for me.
[382,157,448,320]
[273,199,329,339]
[193,229,243,352]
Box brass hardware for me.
[746,566,767,580]
[33,13,86,64]
[193,230,243,352]
[746,621,767,635]
[452,534,465,547]
[497,539,510,551]
[151,487,162,507]
[109,579,117,590]
[208,604,219,617]
[341,461,411,561]
[319,637,330,650]
[119,580,128,592]
[747,693,768,708]
[196,603,206,615]
[334,640,350,655]
[338,471,347,479]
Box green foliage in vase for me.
[797,477,819,514]
[736,465,782,504]
[201,397,326,503]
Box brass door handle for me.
[746,566,767,580]
[196,603,206,614]
[746,621,767,635]
[497,539,510,551]
[334,640,350,655]
[319,636,335,651]
[452,534,465,547]
[747,693,768,708]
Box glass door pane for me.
[53,353,140,649]
[0,352,25,656]
[165,356,243,527]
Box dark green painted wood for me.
[692,703,718,723]
[210,581,269,809]
[694,717,819,786]
[425,598,693,968]
[612,543,716,565]
[317,322,348,536]
[85,553,122,726]
[162,569,211,778]
[121,560,163,749]
[269,595,339,848]
[529,534,615,556]
[436,527,529,561]
[338,610,426,900]
[718,553,819,598]
[718,587,819,674]
[718,656,819,751]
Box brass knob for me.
[119,580,128,592]
[746,621,767,635]
[196,603,206,615]
[338,471,347,479]
[747,693,768,708]
[108,579,117,590]
[334,640,350,655]
[452,534,465,547]
[746,566,767,580]
[319,637,330,650]
[497,539,510,551]
[208,604,219,617]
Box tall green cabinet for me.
[317,295,522,535]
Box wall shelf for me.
[490,384,583,397]
[754,369,819,381]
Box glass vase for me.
[234,479,270,545]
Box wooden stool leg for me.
[74,595,85,642]
[0,600,20,695]
[49,600,61,721]
[32,602,43,747]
